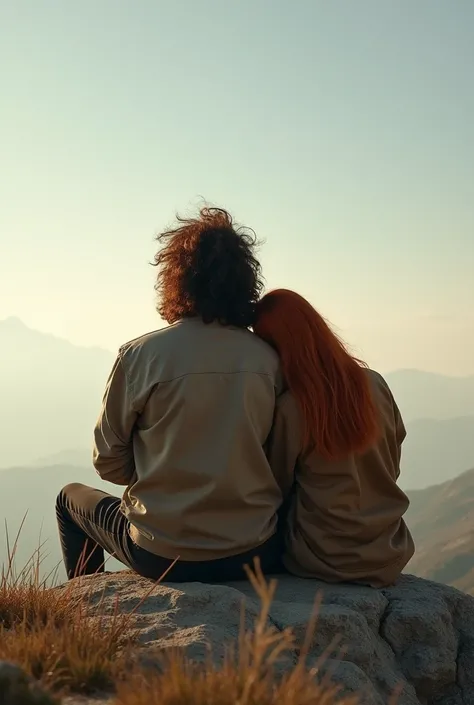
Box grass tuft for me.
[0,611,128,694]
[0,520,64,629]
[1,522,132,694]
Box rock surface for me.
[67,571,474,705]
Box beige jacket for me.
[93,318,283,561]
[267,370,415,587]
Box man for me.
[56,207,284,582]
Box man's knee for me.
[56,482,88,510]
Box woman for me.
[56,207,285,582]
[253,289,414,587]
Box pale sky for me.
[1,0,473,375]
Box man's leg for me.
[203,531,285,583]
[56,482,132,579]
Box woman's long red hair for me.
[254,289,379,460]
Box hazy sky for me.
[1,0,473,375]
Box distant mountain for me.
[33,448,93,468]
[0,317,114,468]
[384,369,474,423]
[406,468,474,593]
[399,416,474,490]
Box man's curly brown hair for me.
[153,207,264,328]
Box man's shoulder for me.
[116,320,281,382]
[233,326,280,364]
[227,327,282,383]
[118,322,181,356]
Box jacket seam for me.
[117,360,276,413]
[117,350,139,413]
[140,370,276,386]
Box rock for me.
[0,661,56,705]
[66,571,474,705]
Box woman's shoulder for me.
[365,367,389,388]
[365,368,406,445]
[365,368,398,403]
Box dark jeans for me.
[56,483,283,582]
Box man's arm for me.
[93,350,138,486]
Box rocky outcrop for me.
[66,570,474,705]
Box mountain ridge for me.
[0,316,112,355]
[406,466,474,592]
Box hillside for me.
[399,415,474,490]
[406,468,474,593]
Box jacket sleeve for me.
[393,398,406,479]
[265,391,301,498]
[93,350,138,486]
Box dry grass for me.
[115,654,357,705]
[0,521,65,629]
[0,524,134,694]
[1,526,364,704]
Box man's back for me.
[94,318,283,561]
[58,206,285,582]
